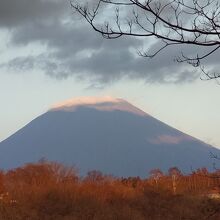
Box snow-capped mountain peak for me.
[50,96,147,116]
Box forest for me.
[0,160,219,220]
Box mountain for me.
[0,97,219,177]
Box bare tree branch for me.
[71,0,220,80]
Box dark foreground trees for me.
[0,161,220,220]
[71,0,220,80]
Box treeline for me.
[0,161,219,220]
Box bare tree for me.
[168,167,182,194]
[71,0,220,80]
[149,168,163,186]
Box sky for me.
[0,0,220,148]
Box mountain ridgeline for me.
[0,97,219,177]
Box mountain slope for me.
[0,97,219,177]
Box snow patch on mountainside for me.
[149,134,195,145]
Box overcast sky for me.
[0,0,220,148]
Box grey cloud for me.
[5,56,35,72]
[0,0,209,84]
[0,0,69,28]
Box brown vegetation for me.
[0,161,220,219]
